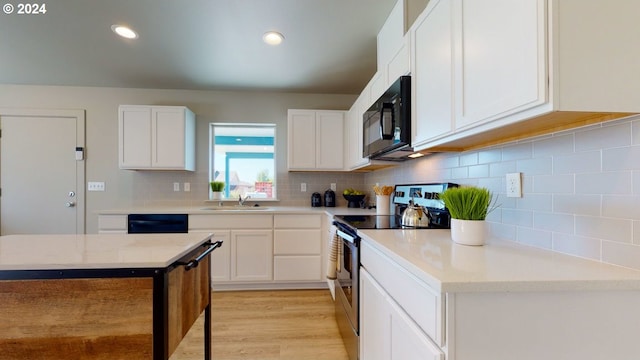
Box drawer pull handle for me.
[181,240,223,271]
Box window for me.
[209,123,276,200]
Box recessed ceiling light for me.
[111,24,138,39]
[263,31,284,46]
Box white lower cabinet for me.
[230,229,273,282]
[190,213,324,289]
[361,269,443,360]
[189,214,273,285]
[273,214,323,281]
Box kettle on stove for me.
[401,196,431,228]
[324,189,336,207]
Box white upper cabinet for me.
[411,0,640,151]
[411,0,455,148]
[375,0,412,99]
[287,109,345,171]
[118,105,195,171]
[453,0,545,130]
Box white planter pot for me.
[211,191,223,200]
[450,219,486,246]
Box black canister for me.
[311,192,322,207]
[324,189,336,207]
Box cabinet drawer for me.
[189,214,272,230]
[274,214,321,228]
[98,215,127,233]
[274,229,321,255]
[361,241,443,346]
[274,256,322,281]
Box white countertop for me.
[98,205,376,216]
[0,233,212,271]
[359,229,640,293]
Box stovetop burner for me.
[334,214,449,230]
[333,182,458,231]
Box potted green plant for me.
[210,181,225,200]
[440,186,496,246]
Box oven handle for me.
[336,229,358,244]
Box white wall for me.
[365,115,640,270]
[0,84,363,233]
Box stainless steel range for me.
[331,183,457,360]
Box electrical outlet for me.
[506,173,522,198]
[301,183,307,192]
[183,182,190,192]
[173,182,180,192]
[330,183,336,191]
[87,182,105,191]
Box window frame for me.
[208,122,278,202]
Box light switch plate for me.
[330,183,337,191]
[506,173,522,198]
[173,182,180,192]
[301,183,307,192]
[87,182,105,192]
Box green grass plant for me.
[210,181,225,192]
[440,186,496,220]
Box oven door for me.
[334,227,360,360]
[335,228,359,331]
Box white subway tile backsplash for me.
[516,193,552,212]
[602,195,640,220]
[602,145,640,171]
[459,152,478,166]
[533,134,574,157]
[451,166,468,179]
[478,148,502,164]
[552,233,601,261]
[575,216,632,243]
[516,157,552,175]
[533,212,574,234]
[489,161,517,177]
[502,209,533,227]
[553,151,601,174]
[363,116,640,270]
[553,195,601,216]
[575,122,632,151]
[533,174,574,194]
[468,164,490,178]
[502,142,533,161]
[633,119,640,145]
[516,227,552,249]
[575,171,632,195]
[602,241,640,270]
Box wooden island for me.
[0,233,220,360]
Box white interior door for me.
[0,109,85,234]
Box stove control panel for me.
[393,183,458,210]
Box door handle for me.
[65,201,76,207]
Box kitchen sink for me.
[200,205,269,211]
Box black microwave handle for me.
[380,102,395,140]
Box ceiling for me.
[0,0,398,94]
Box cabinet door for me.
[412,0,454,148]
[230,230,273,282]
[389,298,444,360]
[210,231,231,282]
[315,111,344,170]
[287,110,317,169]
[454,0,545,129]
[360,269,391,360]
[119,106,151,168]
[152,107,188,169]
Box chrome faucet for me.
[238,194,251,206]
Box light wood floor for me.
[170,289,349,360]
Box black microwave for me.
[363,75,412,161]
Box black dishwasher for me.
[127,214,188,234]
